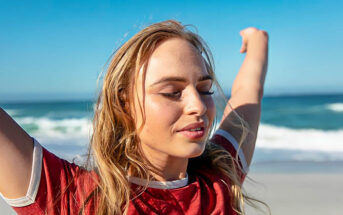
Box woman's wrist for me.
[246,32,268,59]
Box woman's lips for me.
[177,127,205,139]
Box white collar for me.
[127,173,189,189]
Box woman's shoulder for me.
[9,138,99,215]
[41,141,98,178]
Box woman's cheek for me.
[145,96,182,126]
[206,97,216,122]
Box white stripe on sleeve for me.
[215,129,249,174]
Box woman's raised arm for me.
[219,27,269,167]
[0,108,34,198]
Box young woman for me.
[0,20,269,214]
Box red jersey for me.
[2,129,249,215]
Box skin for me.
[0,27,268,198]
[220,27,268,167]
[0,109,33,198]
[131,38,216,181]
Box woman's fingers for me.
[239,40,247,53]
[239,32,248,53]
[239,27,268,53]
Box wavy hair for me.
[81,20,270,215]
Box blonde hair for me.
[81,20,270,215]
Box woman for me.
[0,20,269,214]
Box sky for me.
[1,0,343,102]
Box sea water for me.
[1,94,343,173]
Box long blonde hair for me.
[83,20,270,215]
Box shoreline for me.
[250,160,343,174]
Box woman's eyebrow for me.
[150,75,212,86]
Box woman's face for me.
[132,38,216,159]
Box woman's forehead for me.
[139,38,209,87]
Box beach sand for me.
[1,173,342,214]
[0,197,16,215]
[243,173,343,215]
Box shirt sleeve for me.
[210,129,249,183]
[1,138,98,215]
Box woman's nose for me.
[184,89,207,116]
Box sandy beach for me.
[0,197,16,215]
[1,173,342,214]
[243,173,343,215]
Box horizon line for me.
[1,91,343,104]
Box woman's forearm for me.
[231,30,269,102]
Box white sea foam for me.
[257,124,343,152]
[4,109,20,116]
[15,117,93,145]
[12,116,343,162]
[17,116,343,152]
[326,103,343,112]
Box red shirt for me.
[5,129,248,215]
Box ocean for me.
[2,94,343,173]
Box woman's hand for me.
[239,27,269,54]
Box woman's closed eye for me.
[160,91,183,99]
[201,90,214,95]
[161,90,214,99]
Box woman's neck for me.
[129,146,189,181]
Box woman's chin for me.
[181,143,206,158]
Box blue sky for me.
[1,0,342,101]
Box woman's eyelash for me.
[201,91,214,95]
[161,92,181,98]
[161,91,214,98]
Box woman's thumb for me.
[240,34,247,53]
